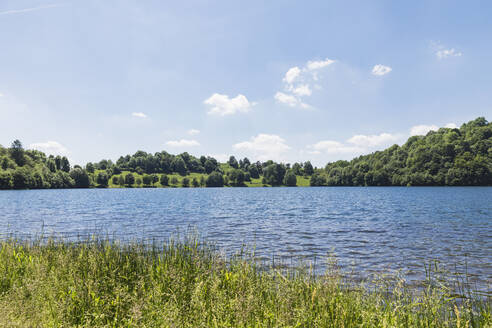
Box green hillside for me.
[319,117,492,186]
[1,117,491,189]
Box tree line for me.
[0,117,491,189]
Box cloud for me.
[410,122,458,136]
[233,134,291,161]
[308,140,361,154]
[292,84,312,97]
[0,93,3,97]
[306,59,335,71]
[444,123,458,129]
[187,129,200,135]
[436,48,462,59]
[371,64,392,76]
[0,3,61,16]
[308,132,400,157]
[276,58,335,109]
[204,93,254,116]
[166,139,200,147]
[283,67,301,84]
[29,141,69,156]
[409,124,439,136]
[132,112,147,118]
[275,92,299,106]
[347,133,399,148]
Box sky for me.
[0,0,491,166]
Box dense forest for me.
[0,117,491,189]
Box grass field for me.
[0,237,490,327]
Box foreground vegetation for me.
[1,117,491,189]
[0,238,490,327]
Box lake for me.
[0,187,491,291]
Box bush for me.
[206,172,224,187]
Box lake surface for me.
[0,187,491,291]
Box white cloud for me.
[29,141,69,156]
[436,48,462,59]
[371,64,392,76]
[166,139,200,147]
[0,3,61,16]
[308,140,362,154]
[132,112,147,118]
[283,67,301,84]
[410,124,439,136]
[187,129,200,135]
[347,133,399,148]
[410,122,458,136]
[308,131,400,157]
[306,58,335,71]
[275,92,299,107]
[0,93,3,97]
[276,58,335,109]
[208,153,229,162]
[292,84,312,97]
[233,134,291,161]
[204,93,253,116]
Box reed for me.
[0,236,490,327]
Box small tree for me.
[142,174,152,186]
[125,173,135,187]
[160,174,169,186]
[171,176,179,186]
[283,170,297,186]
[206,172,224,187]
[304,161,314,176]
[228,156,239,169]
[192,177,199,187]
[96,171,109,188]
[135,177,142,187]
[112,176,119,185]
[182,177,190,187]
[151,174,159,186]
[10,140,25,166]
[118,175,125,187]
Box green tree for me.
[61,157,70,173]
[283,170,297,186]
[118,175,125,187]
[160,174,169,186]
[304,161,314,176]
[228,156,239,169]
[171,157,188,176]
[310,173,326,186]
[0,171,13,189]
[142,174,152,186]
[112,176,119,185]
[182,177,190,187]
[96,171,109,187]
[263,164,286,186]
[206,172,224,187]
[85,163,95,173]
[10,140,26,166]
[70,168,90,188]
[192,177,199,187]
[124,173,135,187]
[171,176,179,186]
[248,165,260,179]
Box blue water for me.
[0,187,491,290]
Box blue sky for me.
[0,0,491,166]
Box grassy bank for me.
[0,238,490,327]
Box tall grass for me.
[0,237,490,327]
